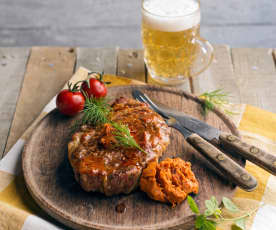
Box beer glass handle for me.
[192,37,214,77]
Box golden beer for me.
[142,23,200,80]
[142,0,213,85]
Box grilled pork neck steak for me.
[68,97,170,196]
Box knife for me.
[132,89,276,176]
[132,90,257,191]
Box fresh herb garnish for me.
[73,96,146,153]
[199,89,236,116]
[112,122,147,154]
[80,96,111,126]
[187,195,259,230]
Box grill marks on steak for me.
[68,98,170,196]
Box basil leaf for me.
[187,195,199,214]
[234,218,247,230]
[222,197,239,213]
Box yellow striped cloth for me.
[0,67,275,230]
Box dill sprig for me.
[72,96,146,153]
[82,96,111,126]
[199,89,236,116]
[112,122,147,154]
[71,96,110,133]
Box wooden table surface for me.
[1,46,276,160]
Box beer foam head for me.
[142,0,200,32]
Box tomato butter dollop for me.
[140,157,199,207]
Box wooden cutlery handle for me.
[187,133,257,191]
[219,133,276,175]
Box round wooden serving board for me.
[23,85,242,230]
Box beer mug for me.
[142,0,214,85]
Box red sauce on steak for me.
[68,97,170,196]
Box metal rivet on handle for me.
[227,135,236,142]
[250,146,259,155]
[241,174,250,181]
[216,154,225,161]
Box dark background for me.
[1,0,275,47]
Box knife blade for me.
[132,90,257,191]
[132,89,276,176]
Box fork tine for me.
[132,90,147,103]
[132,90,170,119]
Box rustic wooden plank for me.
[273,49,276,63]
[76,48,118,75]
[147,72,191,93]
[192,45,241,103]
[4,47,76,156]
[0,48,30,159]
[176,78,193,93]
[231,48,276,112]
[231,48,275,75]
[273,49,276,72]
[231,48,276,92]
[117,49,146,82]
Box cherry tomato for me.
[81,72,108,98]
[56,89,85,116]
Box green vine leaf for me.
[234,217,247,230]
[202,219,217,230]
[187,195,259,230]
[205,196,221,218]
[222,197,239,213]
[204,209,213,217]
[187,195,200,215]
[195,215,205,229]
[195,215,217,230]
